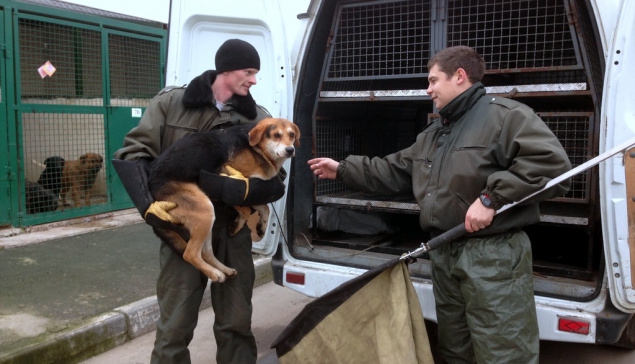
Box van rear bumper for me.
[272,250,630,345]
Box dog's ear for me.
[291,122,301,147]
[248,119,269,147]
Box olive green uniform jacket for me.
[337,82,572,234]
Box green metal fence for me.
[0,0,166,227]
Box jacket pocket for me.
[454,192,471,209]
[166,123,198,132]
[456,145,486,150]
[162,124,199,150]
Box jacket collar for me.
[182,70,258,119]
[438,82,486,123]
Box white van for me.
[167,0,635,347]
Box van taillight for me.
[558,318,590,335]
[286,272,305,285]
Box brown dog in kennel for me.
[59,152,104,207]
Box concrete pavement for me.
[80,281,314,364]
[0,209,274,363]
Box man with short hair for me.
[115,39,284,364]
[308,45,572,363]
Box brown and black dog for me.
[148,118,300,282]
[60,152,103,207]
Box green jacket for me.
[338,83,572,236]
[114,70,271,161]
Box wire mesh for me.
[108,33,162,107]
[18,18,103,105]
[21,112,106,214]
[326,0,431,80]
[315,118,362,197]
[447,0,579,71]
[569,0,604,104]
[315,103,417,197]
[540,112,592,202]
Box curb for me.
[0,257,273,364]
[0,209,143,250]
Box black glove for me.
[199,169,286,206]
[112,159,190,241]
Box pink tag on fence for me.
[38,61,56,78]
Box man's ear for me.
[455,68,468,85]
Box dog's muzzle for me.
[285,146,295,157]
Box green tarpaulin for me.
[272,259,434,364]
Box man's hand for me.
[144,201,181,224]
[465,198,495,233]
[308,158,339,179]
[144,201,191,242]
[220,165,250,200]
[111,159,190,241]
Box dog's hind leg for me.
[201,234,237,278]
[179,191,230,282]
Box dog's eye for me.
[288,132,295,139]
[273,132,282,139]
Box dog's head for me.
[248,118,300,162]
[38,156,65,194]
[80,153,104,173]
[43,156,65,171]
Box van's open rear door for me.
[601,0,635,312]
[166,0,309,256]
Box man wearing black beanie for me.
[114,38,285,364]
[215,38,261,73]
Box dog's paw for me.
[219,265,238,278]
[213,271,227,283]
[256,223,265,238]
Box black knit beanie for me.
[215,39,261,73]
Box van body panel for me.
[589,0,620,56]
[599,0,635,312]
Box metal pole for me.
[401,135,635,260]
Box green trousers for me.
[150,204,257,364]
[429,230,539,364]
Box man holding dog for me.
[114,39,283,364]
[308,46,572,363]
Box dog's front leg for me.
[229,206,252,236]
[84,187,92,206]
[71,185,82,207]
[251,205,270,238]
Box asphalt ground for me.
[0,210,273,363]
